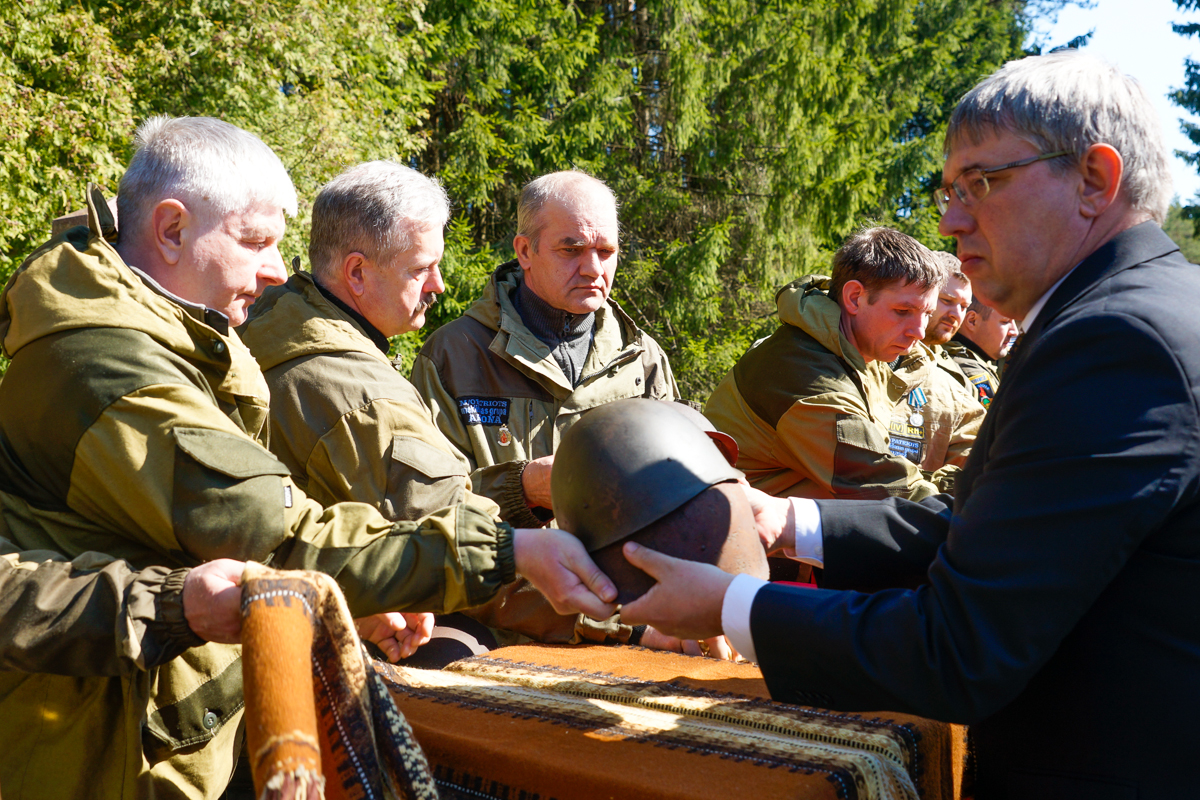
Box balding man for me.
[241,162,645,651]
[411,171,678,529]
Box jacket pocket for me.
[172,427,293,562]
[390,435,468,479]
[143,645,243,759]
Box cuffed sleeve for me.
[0,542,203,676]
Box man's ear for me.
[961,309,979,335]
[513,235,534,270]
[1078,143,1123,220]
[841,280,867,316]
[151,200,190,265]
[341,252,369,298]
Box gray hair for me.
[308,161,450,281]
[117,116,297,241]
[516,170,618,251]
[829,227,945,307]
[946,51,1172,223]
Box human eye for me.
[959,170,988,200]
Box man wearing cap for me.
[410,170,678,529]
[705,226,947,502]
[0,117,615,799]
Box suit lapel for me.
[954,222,1181,511]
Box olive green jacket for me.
[944,335,1001,407]
[704,276,941,501]
[410,261,679,528]
[0,189,516,800]
[887,342,985,492]
[241,271,499,521]
[240,272,617,645]
[0,539,201,676]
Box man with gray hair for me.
[242,161,636,651]
[411,170,678,526]
[0,121,617,799]
[618,51,1200,797]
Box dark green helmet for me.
[551,398,742,552]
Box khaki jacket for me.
[241,271,499,521]
[0,540,200,675]
[705,276,940,501]
[410,260,679,527]
[241,272,614,645]
[0,189,515,800]
[944,335,1001,407]
[887,342,985,492]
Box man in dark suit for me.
[621,51,1198,798]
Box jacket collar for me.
[311,276,390,355]
[950,332,995,365]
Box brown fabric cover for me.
[380,643,965,800]
[240,564,438,800]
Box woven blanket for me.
[239,564,438,800]
[377,645,962,800]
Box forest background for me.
[2,0,1196,398]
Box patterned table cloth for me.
[378,645,964,800]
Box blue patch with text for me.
[456,397,510,426]
[888,435,923,465]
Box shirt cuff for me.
[782,497,823,567]
[721,572,768,664]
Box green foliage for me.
[2,0,1034,398]
[1163,203,1200,263]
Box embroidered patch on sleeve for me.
[888,435,924,465]
[456,397,510,426]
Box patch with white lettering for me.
[888,435,923,465]
[456,397,511,426]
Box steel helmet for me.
[668,401,739,466]
[551,398,742,552]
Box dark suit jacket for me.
[750,222,1200,799]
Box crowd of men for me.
[0,48,1196,799]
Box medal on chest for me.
[497,424,512,446]
[907,387,927,428]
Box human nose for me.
[426,263,446,294]
[260,248,287,287]
[937,194,974,239]
[578,249,603,278]
[913,313,931,341]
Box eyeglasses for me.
[932,150,1070,215]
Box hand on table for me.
[617,541,734,641]
[355,612,435,662]
[182,559,246,644]
[521,455,555,509]
[639,626,738,661]
[513,528,618,620]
